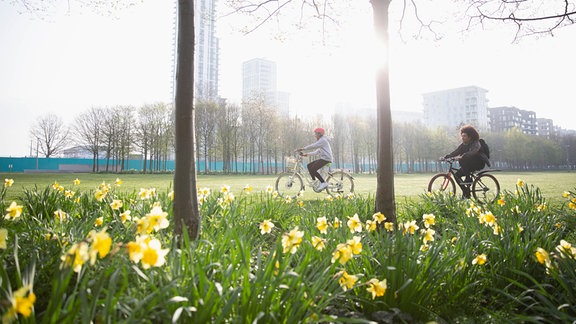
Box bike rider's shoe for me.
[317,182,328,191]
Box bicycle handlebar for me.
[439,156,457,163]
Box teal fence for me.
[0,157,174,173]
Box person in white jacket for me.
[297,127,334,191]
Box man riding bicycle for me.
[297,127,333,191]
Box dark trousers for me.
[456,154,485,197]
[307,159,330,182]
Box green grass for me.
[1,171,574,203]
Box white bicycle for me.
[275,152,354,199]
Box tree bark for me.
[371,0,396,222]
[174,0,200,239]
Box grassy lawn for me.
[1,171,574,204]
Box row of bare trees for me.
[30,103,174,173]
[29,99,576,173]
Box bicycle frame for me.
[285,155,330,188]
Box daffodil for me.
[556,239,576,258]
[259,219,275,234]
[472,253,487,266]
[517,179,524,187]
[94,217,104,226]
[87,228,112,264]
[138,188,154,200]
[372,212,385,224]
[61,241,90,272]
[478,211,497,227]
[73,178,81,185]
[347,214,363,233]
[316,216,328,234]
[1,285,36,322]
[198,187,211,196]
[114,178,122,186]
[110,199,123,210]
[145,205,169,232]
[64,190,75,199]
[365,220,377,232]
[4,178,14,187]
[333,217,342,228]
[384,222,394,232]
[140,238,169,269]
[5,202,23,220]
[331,243,353,265]
[94,190,107,202]
[422,228,435,244]
[347,236,362,255]
[338,271,358,291]
[126,235,147,264]
[281,227,304,254]
[243,184,253,194]
[54,209,67,222]
[120,210,132,223]
[366,278,387,299]
[311,236,326,251]
[422,213,435,228]
[535,248,552,268]
[403,220,419,235]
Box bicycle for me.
[427,157,501,204]
[275,152,355,199]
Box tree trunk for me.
[173,0,200,239]
[371,0,396,222]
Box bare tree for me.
[30,113,70,158]
[73,107,103,172]
[195,100,219,173]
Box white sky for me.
[1,0,575,157]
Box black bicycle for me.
[428,157,500,204]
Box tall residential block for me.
[489,106,538,135]
[422,86,489,131]
[194,0,220,99]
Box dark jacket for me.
[445,140,490,167]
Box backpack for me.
[479,138,490,159]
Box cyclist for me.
[297,127,334,191]
[442,124,490,198]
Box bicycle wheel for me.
[275,172,304,198]
[326,171,354,198]
[427,174,456,196]
[472,174,500,204]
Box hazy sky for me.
[1,0,575,157]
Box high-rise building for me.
[191,0,220,100]
[422,86,489,131]
[242,58,290,116]
[242,58,277,101]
